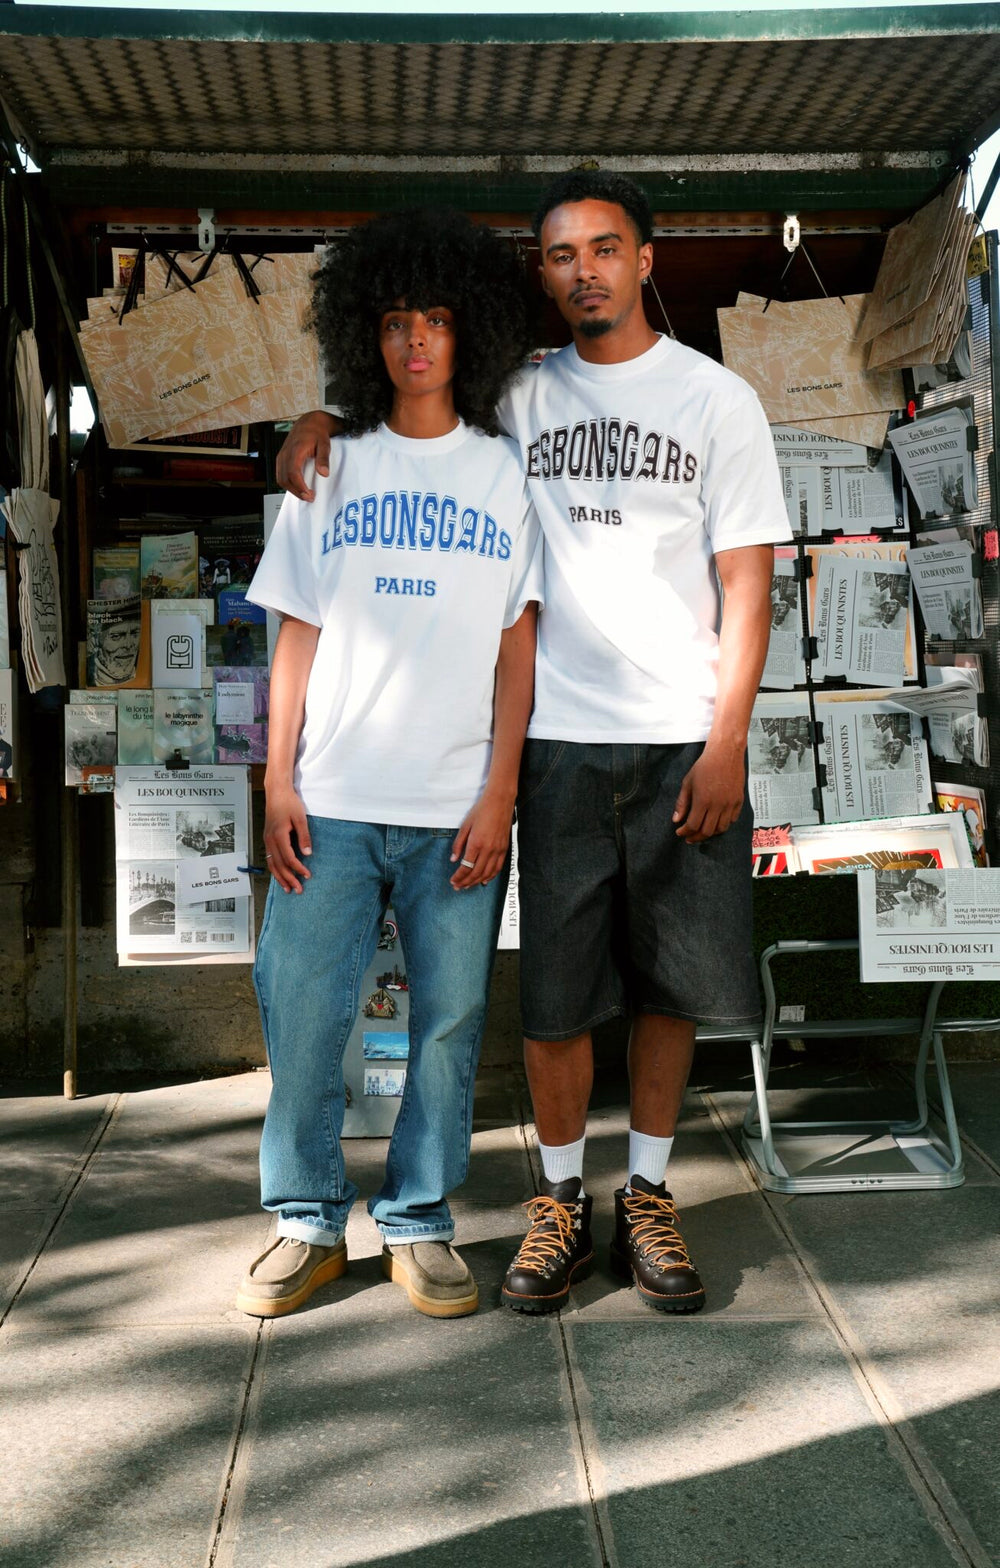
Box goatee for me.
[576,316,614,339]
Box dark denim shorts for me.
[517,739,760,1040]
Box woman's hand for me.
[449,789,515,889]
[264,786,313,893]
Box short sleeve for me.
[245,488,323,627]
[495,362,537,441]
[503,489,545,629]
[702,395,793,553]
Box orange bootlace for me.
[512,1195,576,1272]
[623,1191,692,1272]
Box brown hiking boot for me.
[501,1177,594,1314]
[610,1176,705,1313]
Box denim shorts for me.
[516,739,760,1040]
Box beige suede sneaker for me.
[236,1235,347,1318]
[382,1241,479,1318]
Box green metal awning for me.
[1,5,999,212]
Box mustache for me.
[569,286,611,303]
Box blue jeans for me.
[253,816,505,1246]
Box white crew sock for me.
[627,1129,674,1190]
[537,1134,586,1191]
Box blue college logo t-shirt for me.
[247,420,542,826]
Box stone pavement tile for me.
[0,1324,253,1568]
[0,1089,113,1207]
[774,1186,1000,1562]
[930,1062,1000,1169]
[83,1071,271,1159]
[552,1099,821,1323]
[568,1320,959,1568]
[706,1085,1000,1187]
[0,1208,52,1318]
[5,1076,272,1330]
[222,1311,598,1568]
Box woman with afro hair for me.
[238,208,542,1323]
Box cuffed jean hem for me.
[276,1216,347,1246]
[377,1222,455,1243]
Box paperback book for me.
[140,531,198,599]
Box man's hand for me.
[275,411,338,501]
[673,744,745,844]
[263,785,313,893]
[449,789,515,889]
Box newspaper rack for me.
[733,937,1000,1194]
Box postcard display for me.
[720,223,1000,1193]
[75,518,268,964]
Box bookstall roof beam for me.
[0,5,996,210]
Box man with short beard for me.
[278,171,791,1316]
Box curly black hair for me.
[309,208,532,437]
[532,171,653,247]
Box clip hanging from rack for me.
[197,208,215,255]
[163,749,190,772]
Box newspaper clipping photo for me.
[887,404,977,520]
[761,558,805,690]
[814,555,909,685]
[858,868,1000,981]
[114,765,253,961]
[748,695,819,827]
[817,700,931,821]
[906,539,983,642]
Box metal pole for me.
[55,326,78,1099]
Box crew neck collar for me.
[377,418,470,452]
[563,333,675,382]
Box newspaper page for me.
[858,867,1000,982]
[816,699,931,822]
[906,540,983,642]
[817,450,903,533]
[806,541,917,680]
[748,694,819,827]
[882,664,987,768]
[813,555,909,685]
[886,405,977,520]
[770,427,871,467]
[113,764,253,962]
[761,559,805,690]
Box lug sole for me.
[383,1252,479,1318]
[609,1242,706,1314]
[500,1250,595,1314]
[235,1247,348,1318]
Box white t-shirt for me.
[498,335,792,742]
[247,420,542,826]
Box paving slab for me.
[929,1062,1000,1169]
[568,1319,960,1568]
[0,1088,114,1207]
[0,1207,55,1319]
[561,1098,821,1322]
[221,1311,598,1568]
[706,1085,1000,1187]
[5,1076,270,1330]
[774,1184,1000,1563]
[0,1325,253,1568]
